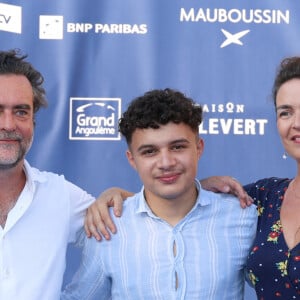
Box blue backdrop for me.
[1,0,299,298]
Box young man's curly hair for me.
[119,88,203,144]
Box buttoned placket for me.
[172,224,186,300]
[0,180,33,298]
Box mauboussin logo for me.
[69,97,121,140]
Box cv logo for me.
[220,29,250,48]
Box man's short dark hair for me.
[0,49,47,113]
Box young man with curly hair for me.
[62,88,257,300]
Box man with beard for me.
[0,49,104,300]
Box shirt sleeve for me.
[65,180,95,244]
[61,236,111,300]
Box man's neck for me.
[144,186,198,227]
[0,162,26,228]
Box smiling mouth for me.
[291,136,300,143]
[0,140,20,148]
[158,173,180,183]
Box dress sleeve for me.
[243,177,290,207]
[243,181,260,206]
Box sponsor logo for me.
[67,23,147,34]
[180,7,290,48]
[39,15,64,39]
[39,15,147,39]
[180,8,289,24]
[199,102,268,135]
[0,3,21,34]
[220,29,250,48]
[69,97,121,141]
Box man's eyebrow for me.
[137,139,190,152]
[170,138,190,144]
[276,104,291,111]
[0,103,32,110]
[14,104,32,109]
[137,144,154,152]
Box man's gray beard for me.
[0,135,33,171]
[0,159,22,170]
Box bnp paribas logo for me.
[69,97,121,141]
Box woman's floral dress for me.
[245,177,300,299]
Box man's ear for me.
[197,137,204,159]
[126,150,137,170]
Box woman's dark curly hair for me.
[119,88,203,144]
[0,49,47,113]
[272,56,300,106]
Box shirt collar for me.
[24,160,48,185]
[135,179,212,216]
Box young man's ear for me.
[197,137,204,159]
[126,150,137,170]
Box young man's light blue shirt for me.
[62,181,257,300]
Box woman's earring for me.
[282,152,288,160]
